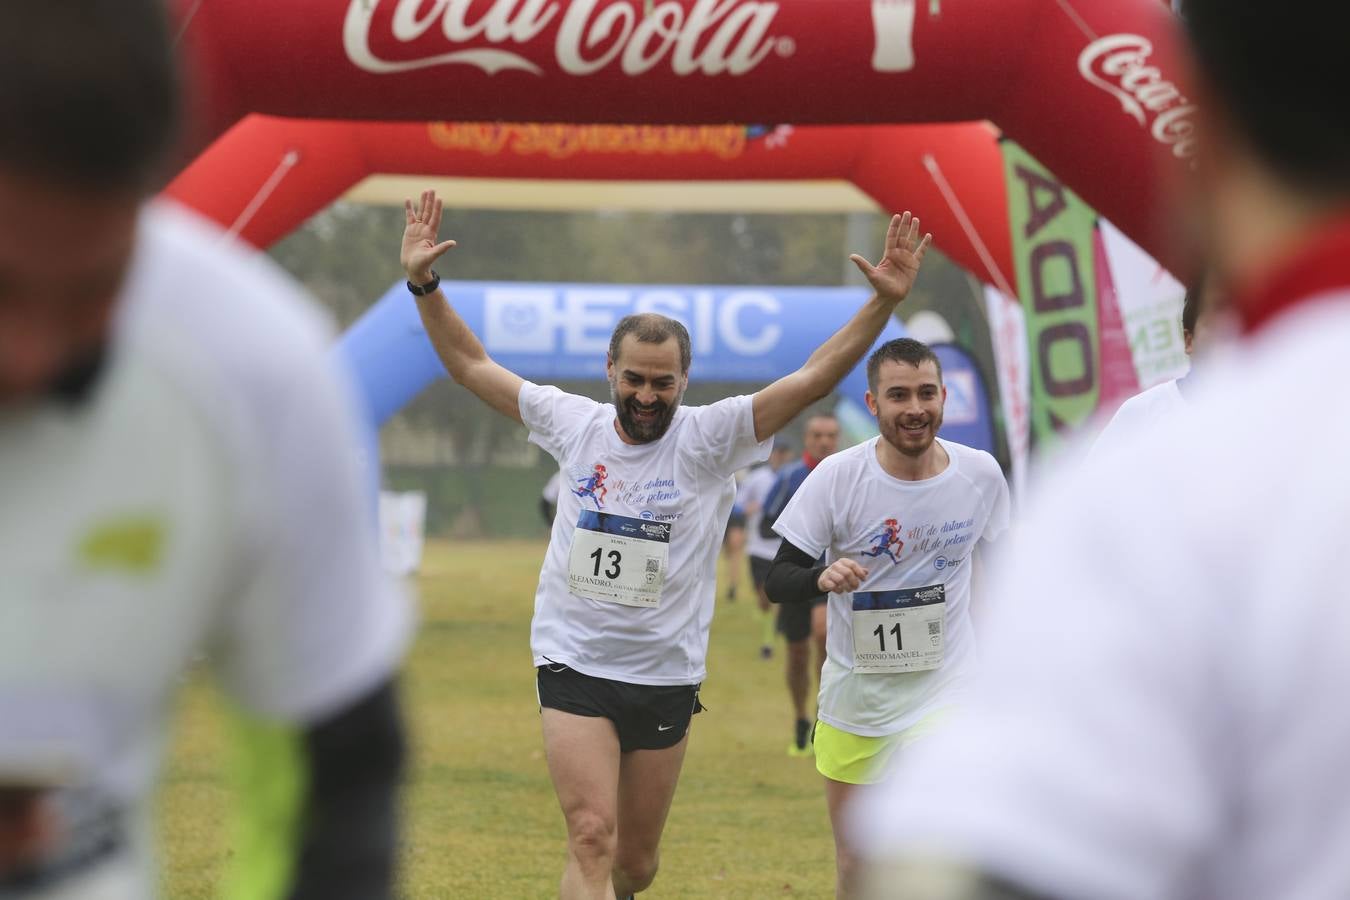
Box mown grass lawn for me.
[158,539,834,898]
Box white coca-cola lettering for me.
[623,5,682,75]
[345,0,781,79]
[1078,33,1197,160]
[1152,103,1198,157]
[670,0,777,75]
[392,0,555,43]
[557,1,636,75]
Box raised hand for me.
[849,211,932,306]
[818,558,869,594]
[400,189,457,284]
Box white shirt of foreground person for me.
[1095,378,1186,444]
[522,384,769,685]
[848,289,1350,900]
[0,203,411,897]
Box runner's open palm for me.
[849,211,932,306]
[400,189,457,283]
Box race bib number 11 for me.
[568,511,671,608]
[851,584,945,674]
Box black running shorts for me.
[777,596,827,643]
[537,663,703,752]
[749,554,773,589]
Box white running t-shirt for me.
[521,384,770,685]
[1093,379,1186,455]
[0,203,410,897]
[740,463,783,562]
[773,438,1009,736]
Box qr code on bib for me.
[928,621,942,636]
[646,558,661,574]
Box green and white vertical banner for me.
[1001,140,1102,448]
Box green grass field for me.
[157,539,835,898]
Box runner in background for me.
[740,442,796,659]
[540,470,562,526]
[762,413,841,756]
[721,477,749,603]
[767,339,1008,897]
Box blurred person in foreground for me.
[0,2,409,897]
[852,1,1350,898]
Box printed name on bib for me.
[851,584,945,674]
[568,510,671,608]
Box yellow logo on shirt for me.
[77,515,165,575]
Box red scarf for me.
[1237,213,1350,334]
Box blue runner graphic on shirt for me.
[853,584,944,611]
[572,463,609,509]
[576,510,672,544]
[859,518,904,563]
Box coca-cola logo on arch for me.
[343,0,790,78]
[1078,34,1197,160]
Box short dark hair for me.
[1185,0,1350,195]
[0,0,179,189]
[866,338,943,392]
[1181,273,1206,336]
[608,314,692,373]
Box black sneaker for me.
[786,718,813,757]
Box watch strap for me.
[406,270,440,296]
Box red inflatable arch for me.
[171,0,1193,273]
[166,118,1018,291]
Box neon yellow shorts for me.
[813,710,951,785]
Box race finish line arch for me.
[166,0,1190,458]
[173,0,1193,274]
[167,120,1015,291]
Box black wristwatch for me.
[406,270,440,296]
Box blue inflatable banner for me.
[335,280,998,458]
[339,280,880,420]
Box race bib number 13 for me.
[851,584,945,674]
[568,511,671,608]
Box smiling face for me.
[607,334,688,444]
[866,358,945,459]
[0,169,138,407]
